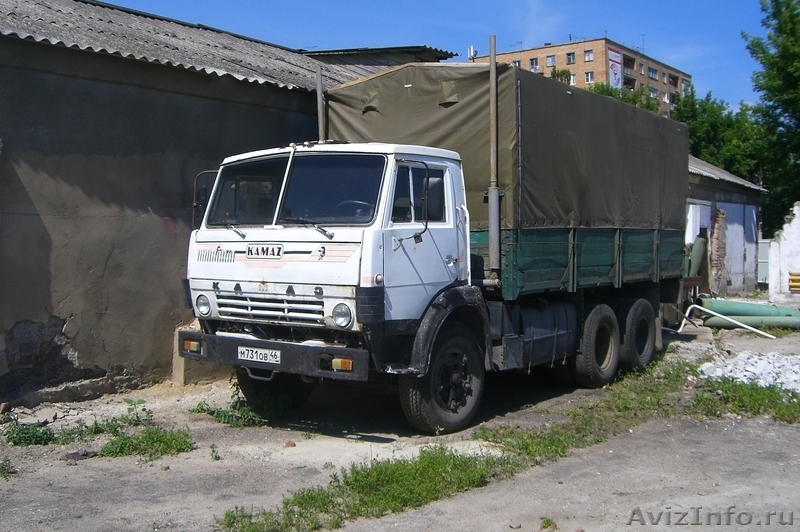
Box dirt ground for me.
[1,326,799,532]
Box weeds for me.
[121,398,153,426]
[189,400,269,428]
[3,398,193,462]
[0,457,15,480]
[218,445,503,531]
[5,423,55,446]
[211,444,221,461]
[99,427,193,460]
[690,377,800,422]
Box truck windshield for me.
[207,153,386,227]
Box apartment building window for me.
[682,79,691,96]
[546,55,556,67]
[566,52,576,65]
[512,60,521,68]
[570,72,576,86]
[639,62,644,75]
[530,57,539,71]
[648,67,658,80]
[649,86,658,98]
[585,71,594,83]
[584,49,594,62]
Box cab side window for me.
[391,165,445,223]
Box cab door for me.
[382,161,463,324]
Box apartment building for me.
[474,37,691,117]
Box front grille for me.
[216,292,324,326]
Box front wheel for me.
[399,323,485,434]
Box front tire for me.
[236,367,314,418]
[399,323,485,434]
[573,304,620,387]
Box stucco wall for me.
[769,202,800,305]
[0,37,317,396]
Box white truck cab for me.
[180,142,484,432]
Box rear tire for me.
[399,323,485,434]
[236,367,314,418]
[620,298,656,370]
[573,304,620,387]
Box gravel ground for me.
[1,326,798,531]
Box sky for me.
[108,0,768,108]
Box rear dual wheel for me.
[573,304,620,387]
[399,323,484,434]
[620,298,656,370]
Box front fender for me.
[408,285,490,375]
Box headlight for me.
[332,303,352,328]
[196,294,211,316]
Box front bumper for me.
[178,330,370,381]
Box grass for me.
[190,400,269,428]
[215,356,800,531]
[5,423,55,446]
[218,445,505,531]
[3,399,194,461]
[690,377,800,422]
[0,457,15,480]
[98,426,193,460]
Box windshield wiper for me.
[225,222,247,239]
[279,216,335,240]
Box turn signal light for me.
[183,340,201,353]
[331,358,353,371]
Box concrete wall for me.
[0,37,317,398]
[769,202,800,305]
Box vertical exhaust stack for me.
[317,65,326,142]
[488,35,500,273]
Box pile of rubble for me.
[700,352,800,393]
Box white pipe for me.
[677,304,776,339]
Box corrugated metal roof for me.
[689,155,767,193]
[305,45,456,60]
[0,0,360,91]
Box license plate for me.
[237,346,280,364]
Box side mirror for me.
[192,170,217,228]
[425,177,445,222]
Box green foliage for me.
[743,0,800,235]
[121,398,153,426]
[218,446,500,531]
[5,423,55,446]
[550,67,572,84]
[210,444,221,461]
[215,358,800,531]
[98,427,193,460]
[588,82,659,112]
[0,457,15,480]
[189,400,269,428]
[690,377,800,422]
[55,420,90,445]
[541,517,556,529]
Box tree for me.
[588,83,659,112]
[744,0,800,235]
[672,87,768,183]
[550,67,572,84]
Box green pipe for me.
[697,298,800,317]
[689,237,705,277]
[704,316,800,329]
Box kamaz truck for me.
[179,61,688,433]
